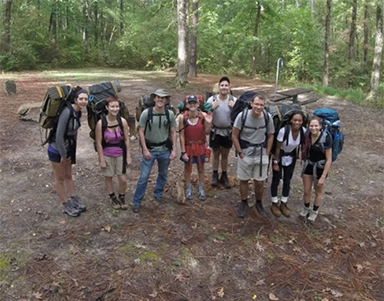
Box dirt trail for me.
[0,71,383,301]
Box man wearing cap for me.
[206,76,237,189]
[132,89,177,212]
[178,95,213,200]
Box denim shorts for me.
[48,149,61,163]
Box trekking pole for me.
[273,58,283,101]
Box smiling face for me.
[218,80,230,96]
[154,95,168,110]
[106,100,120,116]
[75,93,88,110]
[251,96,265,117]
[309,118,322,135]
[291,113,304,130]
[187,100,199,112]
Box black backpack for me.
[136,95,176,122]
[268,104,308,156]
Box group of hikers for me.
[47,76,332,223]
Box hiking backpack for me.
[136,95,176,122]
[39,85,75,145]
[268,104,309,156]
[230,91,270,149]
[177,94,209,114]
[313,108,344,162]
[86,81,130,141]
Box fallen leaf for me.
[269,293,279,300]
[255,279,265,286]
[103,225,111,233]
[323,238,332,246]
[59,220,66,225]
[355,264,363,272]
[32,292,43,300]
[255,242,264,252]
[330,289,343,298]
[213,238,223,244]
[252,295,257,299]
[174,273,186,282]
[148,291,158,298]
[217,287,224,298]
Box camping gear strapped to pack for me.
[39,85,74,145]
[177,94,211,114]
[86,81,130,141]
[268,103,309,156]
[313,108,344,162]
[135,95,176,122]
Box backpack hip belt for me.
[187,139,205,145]
[301,159,326,188]
[145,138,172,151]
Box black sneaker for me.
[255,201,267,218]
[119,195,128,210]
[110,194,121,210]
[237,201,248,218]
[70,196,86,212]
[62,201,80,217]
[219,172,231,189]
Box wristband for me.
[238,151,243,155]
[181,152,186,155]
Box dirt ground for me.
[0,69,383,301]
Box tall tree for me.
[367,2,383,99]
[251,1,261,75]
[363,0,369,65]
[188,0,198,77]
[1,0,12,54]
[175,0,189,87]
[322,0,331,86]
[348,0,357,62]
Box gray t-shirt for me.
[233,109,275,157]
[207,94,237,137]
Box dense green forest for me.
[1,0,383,102]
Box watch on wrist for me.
[181,151,186,155]
[273,160,279,165]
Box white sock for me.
[281,196,288,203]
[271,196,278,203]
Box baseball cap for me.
[187,95,199,103]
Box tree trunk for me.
[348,0,357,62]
[322,0,331,87]
[188,0,198,77]
[363,0,369,65]
[94,1,99,47]
[49,2,57,44]
[251,2,261,75]
[367,3,383,99]
[310,0,314,15]
[175,0,189,87]
[1,0,12,54]
[120,0,124,34]
[83,0,89,53]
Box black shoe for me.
[237,201,248,218]
[255,201,267,218]
[211,171,219,187]
[219,172,231,189]
[70,196,86,212]
[132,205,140,213]
[62,201,80,217]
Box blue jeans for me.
[133,151,170,208]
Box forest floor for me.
[0,69,383,301]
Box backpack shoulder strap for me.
[117,113,124,137]
[283,124,291,146]
[240,108,249,133]
[144,107,153,135]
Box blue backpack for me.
[313,108,344,162]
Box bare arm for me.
[122,119,132,165]
[95,120,106,168]
[202,111,212,135]
[231,127,244,159]
[170,126,177,160]
[318,147,332,185]
[138,127,151,160]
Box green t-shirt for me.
[138,107,177,152]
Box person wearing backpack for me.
[47,88,88,217]
[232,94,274,218]
[178,95,213,201]
[95,97,132,210]
[206,76,237,189]
[300,115,332,222]
[270,111,307,218]
[132,89,177,213]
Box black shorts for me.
[303,163,324,180]
[209,132,233,149]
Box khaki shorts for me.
[237,155,269,181]
[103,156,125,177]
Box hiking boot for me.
[211,171,219,187]
[132,205,140,213]
[271,203,281,217]
[238,201,248,218]
[70,196,86,212]
[307,210,319,222]
[110,194,121,210]
[219,172,231,189]
[154,195,164,203]
[299,205,311,218]
[255,201,267,218]
[198,189,206,201]
[119,195,128,210]
[280,202,290,217]
[62,201,80,217]
[186,186,193,200]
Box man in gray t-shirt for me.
[206,76,237,188]
[232,94,274,219]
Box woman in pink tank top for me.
[95,97,132,210]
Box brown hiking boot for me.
[280,202,290,217]
[271,203,281,217]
